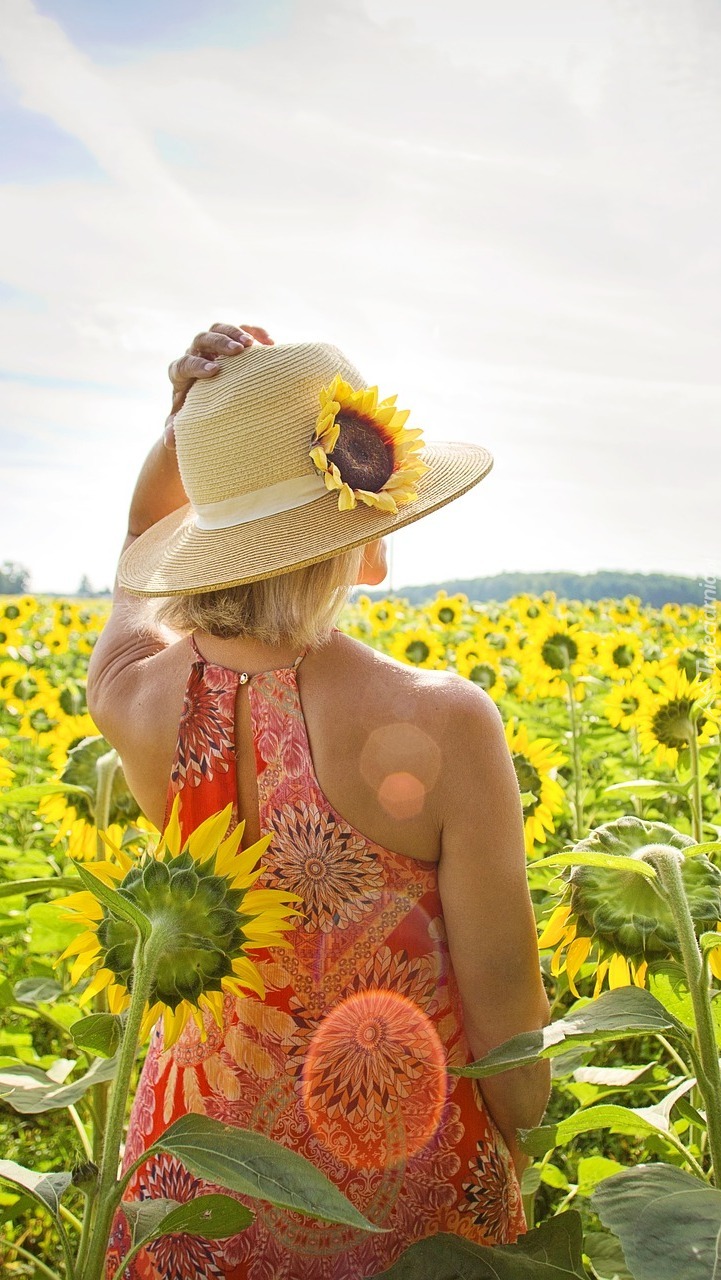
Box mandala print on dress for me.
[302,988,447,1168]
[171,664,237,788]
[265,801,385,932]
[134,1153,230,1280]
[460,1140,523,1242]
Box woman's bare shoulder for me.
[327,631,497,739]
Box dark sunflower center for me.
[327,412,394,492]
[620,694,640,715]
[652,698,695,748]
[512,754,542,814]
[612,644,635,668]
[541,632,578,670]
[469,663,497,690]
[406,640,430,664]
[438,607,456,624]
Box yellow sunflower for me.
[504,717,566,855]
[603,674,652,732]
[390,627,446,670]
[521,617,595,701]
[636,667,719,769]
[427,592,468,630]
[309,374,429,513]
[56,797,301,1048]
[455,637,507,701]
[597,630,645,681]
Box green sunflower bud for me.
[567,817,721,962]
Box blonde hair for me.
[153,546,365,650]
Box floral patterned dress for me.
[109,634,525,1280]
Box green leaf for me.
[685,841,721,859]
[13,977,63,1006]
[0,1054,116,1114]
[0,781,92,808]
[27,901,82,954]
[74,863,151,940]
[572,1063,658,1089]
[532,850,657,880]
[71,1013,122,1058]
[520,1103,683,1158]
[373,1211,587,1278]
[541,1164,569,1191]
[154,1115,383,1233]
[576,1157,624,1197]
[649,960,721,1046]
[0,876,80,900]
[0,1159,71,1219]
[700,931,721,954]
[604,779,689,799]
[592,1162,721,1280]
[582,1230,633,1280]
[453,987,687,1079]
[122,1194,252,1247]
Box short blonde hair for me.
[153,546,365,650]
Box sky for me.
[0,0,718,594]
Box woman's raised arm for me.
[437,679,551,1174]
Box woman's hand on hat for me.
[163,322,275,448]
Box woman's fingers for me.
[240,324,274,346]
[166,322,272,429]
[168,352,221,388]
[190,328,253,359]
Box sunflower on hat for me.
[309,375,429,514]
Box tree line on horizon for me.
[364,569,710,608]
[0,560,710,608]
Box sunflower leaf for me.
[373,1211,586,1278]
[71,1013,123,1058]
[0,1159,71,1222]
[0,781,92,809]
[519,1103,686,1158]
[153,1115,385,1233]
[592,1163,721,1280]
[531,850,658,880]
[452,987,689,1080]
[121,1194,252,1248]
[604,779,690,799]
[73,863,151,940]
[0,1054,117,1114]
[686,842,721,859]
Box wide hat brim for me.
[118,440,493,596]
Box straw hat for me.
[118,341,493,596]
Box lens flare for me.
[301,988,447,1169]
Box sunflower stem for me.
[648,845,721,1183]
[564,675,585,841]
[90,749,119,1168]
[687,725,704,843]
[79,928,167,1280]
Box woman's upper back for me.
[119,627,474,864]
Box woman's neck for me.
[191,628,309,674]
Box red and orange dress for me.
[108,635,525,1280]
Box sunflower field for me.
[0,589,719,1279]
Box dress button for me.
[239,672,249,685]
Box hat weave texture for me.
[118,341,493,596]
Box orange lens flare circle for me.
[301,989,447,1169]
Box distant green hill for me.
[364,570,710,608]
